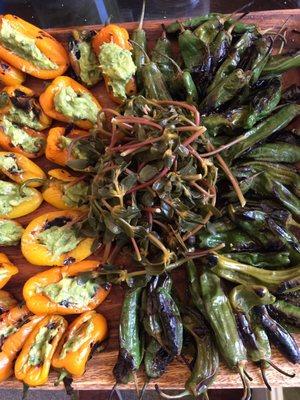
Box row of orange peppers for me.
[0,255,109,386]
[0,14,136,101]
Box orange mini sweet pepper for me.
[15,315,67,387]
[39,76,101,129]
[0,59,25,86]
[52,311,108,378]
[21,210,94,266]
[0,253,18,288]
[0,312,44,382]
[42,168,89,210]
[23,260,111,315]
[92,24,136,104]
[0,290,17,314]
[45,126,89,167]
[0,151,46,186]
[0,180,42,219]
[0,15,69,79]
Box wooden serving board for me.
[0,9,300,391]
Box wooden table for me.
[1,9,299,391]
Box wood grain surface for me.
[0,9,299,391]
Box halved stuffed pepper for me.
[23,260,111,315]
[39,76,101,129]
[92,24,136,103]
[52,311,108,379]
[42,169,89,210]
[0,303,44,382]
[0,59,25,86]
[21,210,94,266]
[45,126,90,167]
[0,219,23,246]
[68,30,101,87]
[0,152,45,186]
[0,85,51,130]
[0,253,18,288]
[14,315,67,387]
[0,179,42,218]
[0,14,69,79]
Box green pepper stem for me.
[137,0,146,30]
[155,385,190,399]
[22,383,30,400]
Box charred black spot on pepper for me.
[59,299,71,308]
[46,322,57,329]
[63,257,76,266]
[44,216,72,230]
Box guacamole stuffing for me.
[0,219,24,246]
[2,117,45,153]
[62,181,89,208]
[0,153,23,174]
[98,42,136,101]
[54,86,99,124]
[7,105,43,131]
[0,323,18,342]
[0,18,58,70]
[0,180,34,215]
[42,272,100,308]
[28,325,59,366]
[60,320,94,358]
[38,225,82,257]
[77,41,101,86]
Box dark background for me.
[0,0,299,28]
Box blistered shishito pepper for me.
[93,24,137,104]
[0,15,69,79]
[0,219,24,246]
[15,315,67,387]
[39,76,102,129]
[262,50,300,75]
[42,169,89,210]
[0,312,44,382]
[0,253,18,288]
[68,30,101,87]
[52,311,108,378]
[23,260,111,315]
[131,1,147,91]
[0,59,25,86]
[0,179,42,219]
[21,210,94,266]
[0,290,17,313]
[45,126,89,167]
[0,151,45,186]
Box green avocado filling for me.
[0,219,24,246]
[6,105,43,131]
[54,86,99,124]
[0,180,33,215]
[77,41,101,86]
[60,320,94,358]
[27,325,59,367]
[0,153,23,174]
[42,271,100,308]
[38,225,82,257]
[62,181,89,208]
[0,19,58,70]
[2,117,45,153]
[0,324,18,342]
[98,42,136,101]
